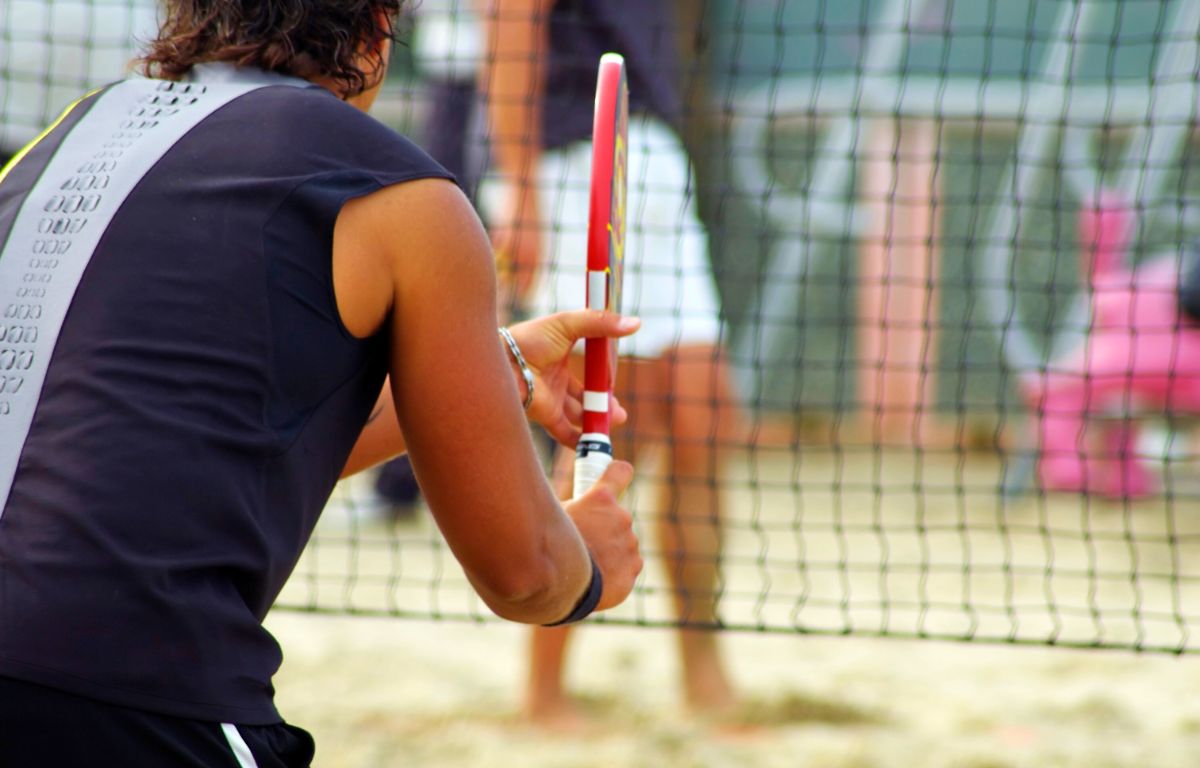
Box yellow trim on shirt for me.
[0,87,104,188]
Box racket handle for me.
[573,434,613,499]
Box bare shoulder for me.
[333,178,491,339]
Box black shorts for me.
[0,676,314,767]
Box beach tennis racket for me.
[573,53,629,499]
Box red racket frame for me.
[581,54,628,438]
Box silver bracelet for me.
[499,326,535,411]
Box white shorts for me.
[484,117,723,359]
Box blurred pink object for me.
[1024,191,1200,498]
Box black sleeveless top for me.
[0,67,451,723]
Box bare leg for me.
[525,622,580,727]
[524,355,656,726]
[524,447,584,728]
[657,343,739,714]
[524,348,740,721]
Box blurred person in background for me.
[480,0,743,727]
[410,0,487,201]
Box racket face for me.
[582,53,628,437]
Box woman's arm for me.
[477,0,554,301]
[333,178,641,623]
[339,308,639,478]
[340,382,404,478]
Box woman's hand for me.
[506,310,640,446]
[493,189,544,314]
[562,459,642,611]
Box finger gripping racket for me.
[573,53,628,499]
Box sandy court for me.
[266,613,1200,767]
[268,444,1200,766]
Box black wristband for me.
[543,554,603,627]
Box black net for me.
[6,0,1200,653]
[0,1,157,156]
[294,0,1200,653]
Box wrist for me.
[499,326,534,411]
[543,554,603,626]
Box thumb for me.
[585,459,635,500]
[554,309,640,344]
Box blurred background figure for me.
[0,0,157,163]
[409,0,486,202]
[1026,193,1200,499]
[479,0,743,726]
[372,0,487,521]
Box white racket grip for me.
[573,434,613,499]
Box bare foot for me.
[684,671,738,718]
[680,631,737,716]
[523,694,594,734]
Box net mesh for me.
[5,0,1200,653]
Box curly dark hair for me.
[141,0,405,97]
